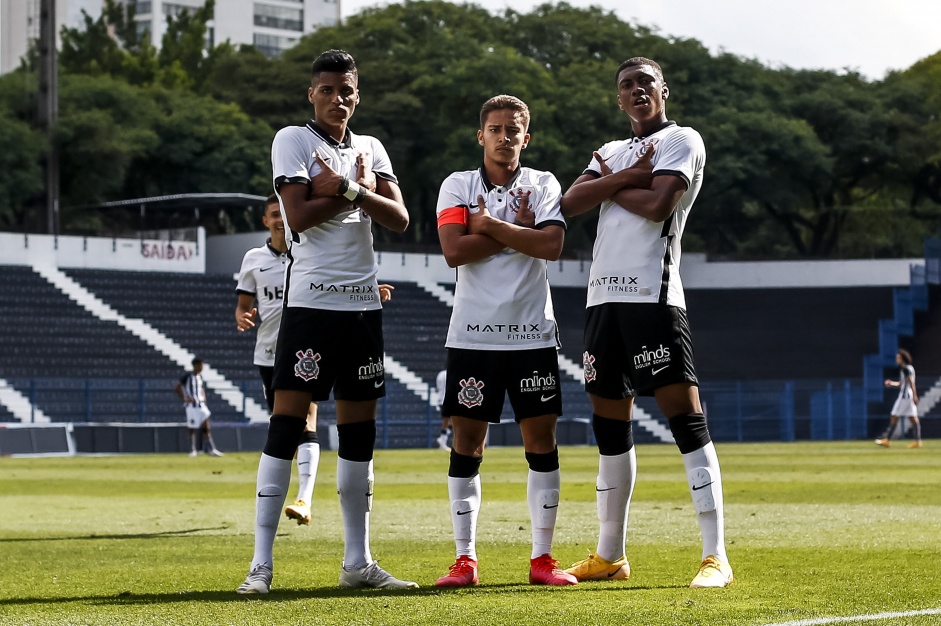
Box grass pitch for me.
[1,442,940,625]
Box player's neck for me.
[631,113,669,138]
[482,158,520,187]
[314,117,348,143]
[269,234,288,253]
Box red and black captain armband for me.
[437,206,468,228]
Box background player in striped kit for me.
[875,349,923,448]
[174,357,223,457]
[236,195,394,527]
[561,57,732,588]
[237,49,414,594]
[433,94,575,588]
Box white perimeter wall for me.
[0,229,923,288]
[0,229,206,273]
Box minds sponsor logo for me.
[357,358,384,381]
[466,323,541,341]
[310,282,377,302]
[520,370,556,393]
[633,344,670,370]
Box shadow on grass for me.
[0,582,687,607]
[0,527,227,542]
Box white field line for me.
[762,607,941,626]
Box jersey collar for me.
[306,120,352,149]
[265,238,286,257]
[630,120,676,140]
[479,164,522,192]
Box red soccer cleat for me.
[529,554,578,586]
[435,556,479,587]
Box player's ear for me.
[617,93,625,111]
[307,86,315,105]
[477,129,484,146]
[522,132,531,149]
[662,83,669,101]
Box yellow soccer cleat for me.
[690,555,733,588]
[564,553,630,581]
[284,499,312,525]
[874,438,891,448]
[908,441,923,449]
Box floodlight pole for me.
[38,0,60,235]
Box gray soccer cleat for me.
[237,563,273,594]
[338,561,418,589]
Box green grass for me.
[1,442,940,625]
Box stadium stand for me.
[2,247,937,446]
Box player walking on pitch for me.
[434,94,575,587]
[875,349,922,448]
[237,49,415,594]
[561,57,732,588]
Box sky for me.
[339,0,941,80]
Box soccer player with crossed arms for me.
[434,94,576,588]
[561,57,732,588]
[237,49,415,594]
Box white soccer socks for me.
[683,442,727,563]
[527,469,561,559]
[338,458,374,570]
[295,441,321,505]
[595,448,636,562]
[448,474,481,561]
[252,453,292,569]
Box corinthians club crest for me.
[294,349,321,381]
[457,377,485,409]
[508,185,534,214]
[583,351,597,383]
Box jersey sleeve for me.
[235,252,257,296]
[436,174,469,228]
[652,128,705,189]
[533,173,566,230]
[369,137,399,185]
[272,127,315,189]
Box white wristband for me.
[341,179,363,202]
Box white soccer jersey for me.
[585,121,705,309]
[271,121,398,311]
[437,166,565,351]
[236,241,288,366]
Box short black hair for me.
[192,357,203,366]
[311,49,357,82]
[616,56,663,82]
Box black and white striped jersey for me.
[236,242,287,367]
[898,365,916,399]
[179,372,207,408]
[584,121,705,309]
[271,121,397,311]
